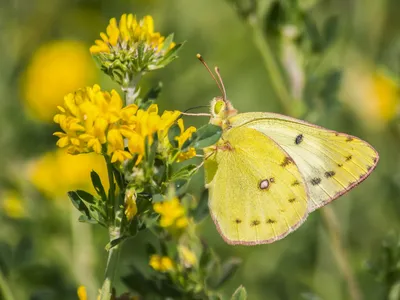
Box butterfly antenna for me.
[197,54,225,100]
[214,67,227,102]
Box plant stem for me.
[100,241,121,300]
[0,270,15,300]
[105,155,116,223]
[249,15,294,114]
[321,207,362,300]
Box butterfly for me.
[197,55,379,246]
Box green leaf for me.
[78,214,98,224]
[174,179,189,196]
[75,190,96,204]
[231,285,247,300]
[161,33,175,53]
[210,257,242,289]
[192,189,209,223]
[168,123,181,148]
[68,191,91,217]
[105,236,127,251]
[265,0,286,36]
[304,16,323,53]
[90,171,107,201]
[170,164,197,181]
[189,124,222,150]
[323,15,339,47]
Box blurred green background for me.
[0,0,399,299]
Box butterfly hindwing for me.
[205,126,308,245]
[230,112,379,212]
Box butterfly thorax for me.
[209,97,237,131]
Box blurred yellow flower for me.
[2,191,25,218]
[29,150,108,199]
[149,254,174,272]
[77,286,87,300]
[22,40,96,122]
[153,197,188,229]
[343,64,399,129]
[178,245,197,268]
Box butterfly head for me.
[210,96,237,128]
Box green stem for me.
[99,240,121,300]
[249,16,294,114]
[321,207,362,300]
[105,155,116,223]
[0,269,15,300]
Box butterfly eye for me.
[213,99,225,115]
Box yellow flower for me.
[178,245,197,268]
[175,119,197,162]
[2,191,25,218]
[53,85,138,161]
[90,14,180,85]
[90,14,175,56]
[22,40,96,122]
[29,150,108,199]
[125,189,138,221]
[77,286,87,300]
[149,254,174,272]
[153,197,188,229]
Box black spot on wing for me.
[288,198,296,203]
[291,180,300,186]
[337,163,343,168]
[311,178,321,185]
[280,157,294,167]
[235,219,242,224]
[295,134,304,145]
[345,155,353,161]
[251,220,260,226]
[266,218,276,224]
[325,171,335,178]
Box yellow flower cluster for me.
[53,85,196,164]
[149,254,174,272]
[90,14,175,56]
[153,197,188,229]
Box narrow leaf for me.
[75,190,96,204]
[231,285,247,300]
[90,171,107,201]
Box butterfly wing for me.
[229,112,379,212]
[205,126,309,245]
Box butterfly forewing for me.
[230,112,379,212]
[206,126,308,245]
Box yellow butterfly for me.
[198,55,379,246]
